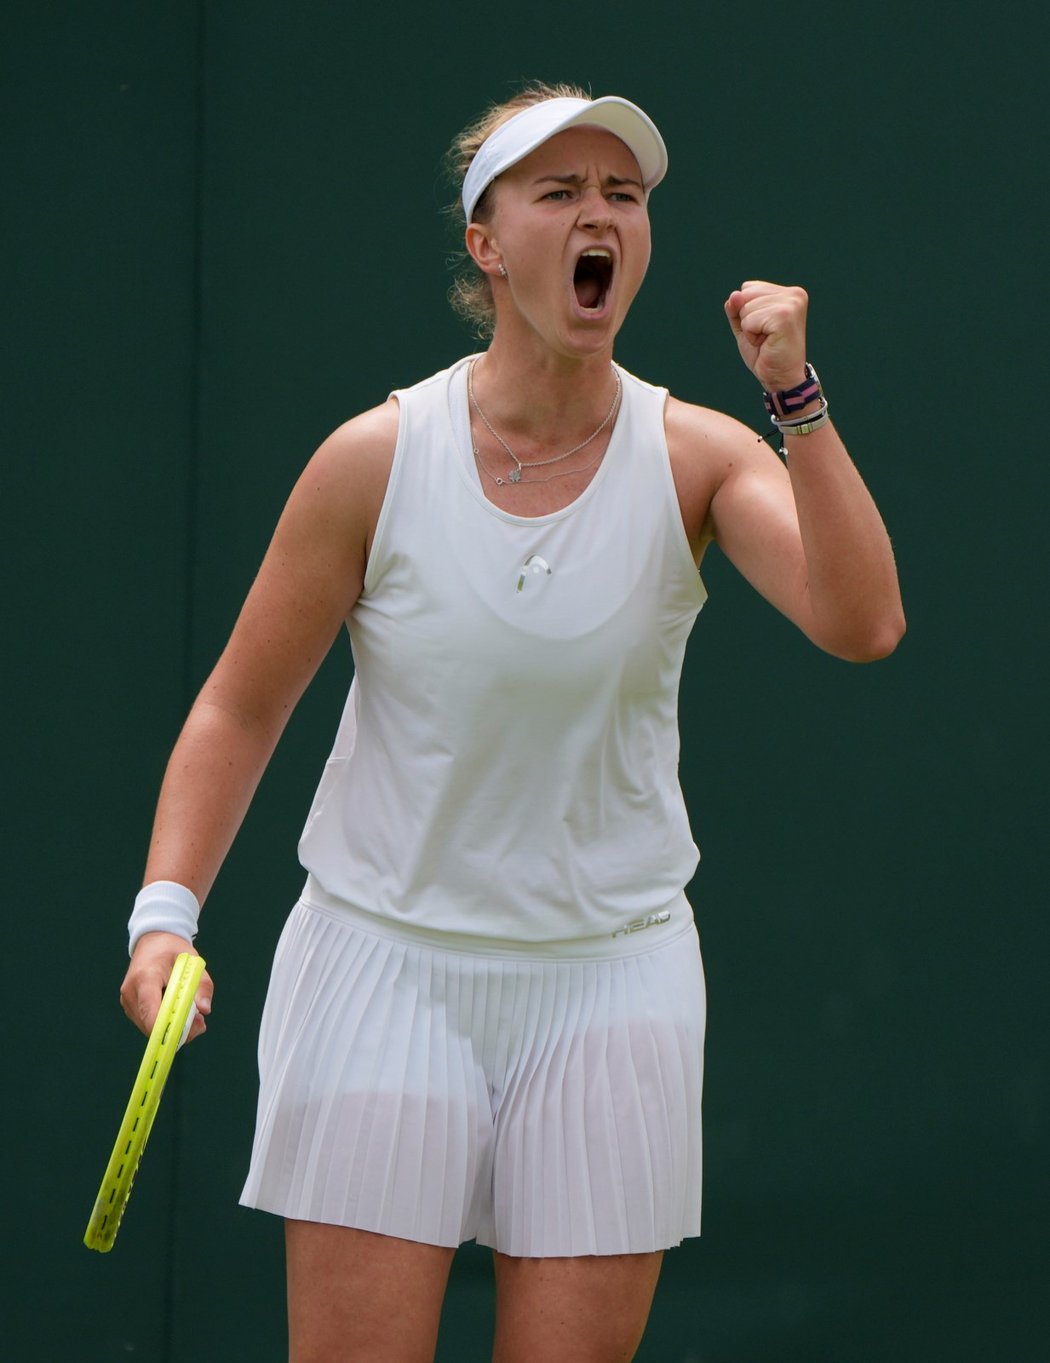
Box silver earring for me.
[498,264,508,278]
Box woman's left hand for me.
[724,281,810,393]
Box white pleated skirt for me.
[240,891,706,1257]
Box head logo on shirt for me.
[516,555,552,593]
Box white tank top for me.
[298,356,708,949]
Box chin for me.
[565,309,624,352]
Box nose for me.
[577,185,612,231]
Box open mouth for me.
[573,249,614,312]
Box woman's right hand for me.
[120,933,213,1044]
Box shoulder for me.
[311,358,466,494]
[215,398,405,691]
[662,394,770,554]
[301,396,399,510]
[314,397,401,478]
[664,392,757,454]
[265,398,401,582]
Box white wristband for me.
[128,881,200,956]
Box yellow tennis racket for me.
[84,951,206,1253]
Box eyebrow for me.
[533,172,645,191]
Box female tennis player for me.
[119,82,904,1362]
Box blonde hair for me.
[445,81,590,339]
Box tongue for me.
[575,275,602,309]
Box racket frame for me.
[83,951,206,1253]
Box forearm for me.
[722,282,904,660]
[782,422,905,661]
[142,695,285,905]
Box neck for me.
[472,331,618,442]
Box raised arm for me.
[119,400,398,1040]
[669,282,905,662]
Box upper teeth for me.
[581,249,611,258]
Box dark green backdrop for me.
[3,3,1044,1360]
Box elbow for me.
[829,608,907,663]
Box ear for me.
[465,221,504,279]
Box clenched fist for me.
[724,281,810,395]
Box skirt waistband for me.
[299,874,696,962]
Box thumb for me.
[183,967,214,1045]
[122,968,164,1037]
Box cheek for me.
[637,223,653,274]
[503,233,562,297]
[623,227,652,299]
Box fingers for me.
[727,282,808,332]
[189,970,213,1043]
[119,933,212,1045]
[723,281,809,390]
[724,280,780,320]
[723,291,745,336]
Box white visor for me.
[461,95,668,222]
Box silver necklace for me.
[468,360,621,486]
[474,438,610,488]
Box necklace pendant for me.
[509,468,522,483]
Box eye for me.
[543,189,572,201]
